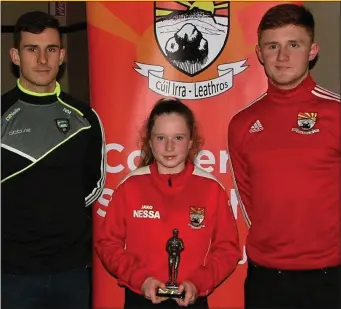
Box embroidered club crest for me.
[292,112,319,135]
[189,206,205,229]
[55,118,70,134]
[297,112,317,130]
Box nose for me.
[37,50,47,64]
[165,138,174,152]
[277,47,289,62]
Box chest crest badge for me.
[292,112,319,135]
[55,118,70,134]
[188,207,205,229]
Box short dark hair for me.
[258,4,315,42]
[139,98,204,167]
[13,11,62,49]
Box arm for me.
[95,185,150,294]
[186,188,241,296]
[228,117,252,227]
[84,108,106,207]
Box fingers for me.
[179,289,192,307]
[177,284,185,294]
[176,281,198,307]
[154,281,169,303]
[149,287,159,304]
[175,295,194,307]
[142,277,168,304]
[174,284,185,306]
[158,296,170,303]
[143,279,198,306]
[159,282,167,291]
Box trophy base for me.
[157,285,185,299]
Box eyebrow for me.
[153,133,187,136]
[23,44,60,48]
[263,39,303,45]
[263,41,277,46]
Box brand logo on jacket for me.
[55,118,70,134]
[63,107,72,115]
[9,128,31,135]
[133,204,161,219]
[188,206,205,229]
[292,112,319,135]
[5,107,21,121]
[249,120,264,133]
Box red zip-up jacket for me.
[96,162,241,296]
[228,75,340,270]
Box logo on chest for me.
[133,205,161,219]
[188,207,205,229]
[9,128,31,135]
[292,112,319,135]
[55,118,70,134]
[5,108,21,121]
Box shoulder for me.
[58,91,101,124]
[1,87,19,116]
[192,166,225,191]
[228,92,267,143]
[311,84,340,107]
[1,87,18,101]
[229,92,267,128]
[117,166,152,189]
[58,91,90,110]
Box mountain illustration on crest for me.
[155,3,229,76]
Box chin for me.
[162,161,180,168]
[37,79,54,86]
[34,74,56,84]
[159,159,185,171]
[273,76,300,87]
[28,79,53,87]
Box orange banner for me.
[87,2,297,308]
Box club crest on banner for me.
[134,1,248,100]
[155,1,230,77]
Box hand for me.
[175,281,198,307]
[141,277,169,304]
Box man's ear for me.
[255,45,264,65]
[59,48,66,66]
[10,48,20,66]
[309,42,319,62]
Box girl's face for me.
[149,113,193,174]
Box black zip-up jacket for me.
[1,81,106,274]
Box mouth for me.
[164,155,176,161]
[275,66,291,70]
[35,69,51,73]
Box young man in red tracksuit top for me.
[96,98,241,309]
[228,4,340,309]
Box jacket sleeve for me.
[84,108,106,207]
[95,184,150,294]
[187,187,241,296]
[227,117,252,227]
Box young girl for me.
[95,98,241,309]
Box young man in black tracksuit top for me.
[1,11,106,309]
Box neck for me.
[267,73,316,104]
[19,77,57,94]
[269,71,309,91]
[156,162,186,174]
